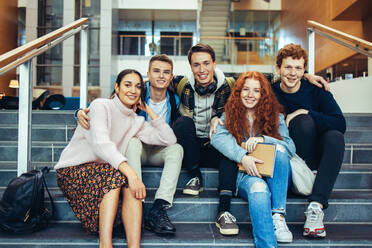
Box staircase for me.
[200,0,230,63]
[0,110,372,247]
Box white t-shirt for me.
[148,98,169,123]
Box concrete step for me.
[200,31,228,37]
[201,6,229,12]
[0,188,370,223]
[200,10,229,17]
[344,113,372,127]
[0,110,76,125]
[203,0,230,7]
[0,125,74,142]
[0,164,372,190]
[200,23,228,30]
[0,143,370,166]
[200,16,229,23]
[1,125,371,144]
[1,111,370,128]
[1,223,371,247]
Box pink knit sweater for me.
[55,95,177,170]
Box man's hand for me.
[241,155,263,178]
[285,108,309,127]
[209,116,224,139]
[77,108,90,130]
[304,73,330,91]
[118,162,146,200]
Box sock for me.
[309,201,323,209]
[218,191,232,213]
[190,168,203,184]
[153,199,169,209]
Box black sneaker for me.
[145,206,176,235]
[182,177,203,196]
[215,211,239,235]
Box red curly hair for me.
[224,71,283,144]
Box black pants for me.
[173,116,237,192]
[289,114,345,209]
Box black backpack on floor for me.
[0,167,54,234]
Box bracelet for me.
[74,108,82,120]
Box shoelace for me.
[219,212,236,224]
[273,215,289,231]
[186,177,200,186]
[157,207,171,223]
[305,208,322,223]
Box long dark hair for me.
[111,69,145,104]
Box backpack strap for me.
[168,90,176,123]
[176,76,189,98]
[225,77,235,89]
[40,167,54,220]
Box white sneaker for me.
[303,202,326,238]
[272,213,293,243]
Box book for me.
[237,143,276,178]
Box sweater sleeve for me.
[86,100,127,169]
[210,115,247,163]
[308,90,346,134]
[136,116,177,146]
[262,114,296,157]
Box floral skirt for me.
[56,162,128,233]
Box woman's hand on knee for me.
[129,176,146,200]
[119,161,146,200]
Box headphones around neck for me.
[195,81,217,96]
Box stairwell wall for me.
[280,0,372,73]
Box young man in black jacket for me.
[272,43,346,238]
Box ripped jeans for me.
[236,149,291,248]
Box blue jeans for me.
[236,149,291,248]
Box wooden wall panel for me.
[0,1,18,97]
[331,0,357,20]
[332,0,372,20]
[280,0,370,72]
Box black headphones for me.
[194,77,218,96]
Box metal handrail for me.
[118,34,274,41]
[307,20,372,50]
[0,18,88,68]
[0,17,89,176]
[307,20,372,74]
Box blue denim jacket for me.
[210,113,295,164]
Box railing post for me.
[18,60,33,176]
[80,26,88,109]
[307,28,315,74]
[196,0,202,43]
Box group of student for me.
[54,42,346,248]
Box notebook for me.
[237,143,276,177]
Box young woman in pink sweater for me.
[55,69,176,248]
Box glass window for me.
[118,31,146,55]
[36,0,64,86]
[74,0,101,86]
[160,32,192,56]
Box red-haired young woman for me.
[211,71,296,247]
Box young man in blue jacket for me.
[77,55,183,235]
[272,43,346,238]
